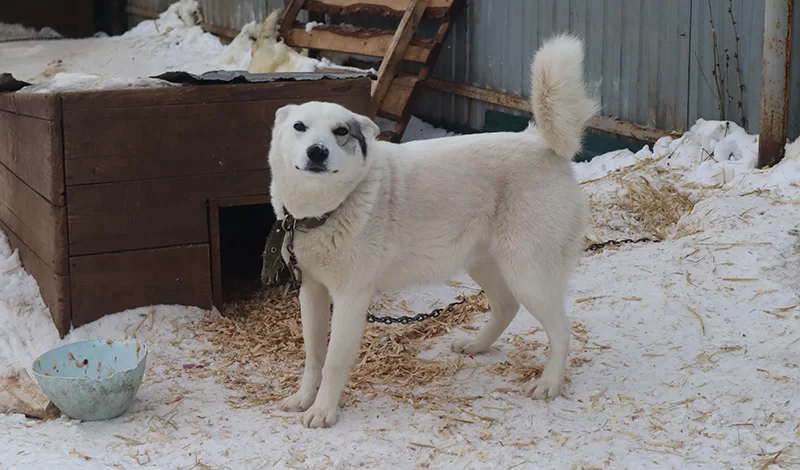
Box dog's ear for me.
[355,114,380,142]
[348,114,381,157]
[274,104,297,129]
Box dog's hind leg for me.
[451,256,520,354]
[503,263,571,400]
[280,277,331,412]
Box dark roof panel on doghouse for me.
[151,70,377,86]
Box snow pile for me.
[1,0,369,91]
[22,73,176,93]
[573,144,654,182]
[1,1,250,85]
[305,21,323,33]
[576,119,800,194]
[573,119,800,242]
[0,235,61,377]
[374,116,458,142]
[787,136,800,161]
[0,23,61,41]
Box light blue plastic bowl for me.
[31,339,147,421]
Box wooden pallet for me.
[278,0,462,142]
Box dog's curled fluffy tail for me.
[530,34,599,160]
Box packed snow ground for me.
[2,2,800,469]
[2,118,799,469]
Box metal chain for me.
[282,217,302,289]
[365,237,660,325]
[281,234,657,326]
[0,37,63,44]
[366,291,483,325]
[584,237,659,252]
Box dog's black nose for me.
[307,144,329,163]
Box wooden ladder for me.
[278,0,463,142]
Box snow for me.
[0,0,368,90]
[0,2,249,86]
[0,23,61,42]
[2,3,800,468]
[573,145,654,182]
[2,116,798,468]
[21,73,176,93]
[305,21,323,33]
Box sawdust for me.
[614,176,695,240]
[196,285,491,406]
[583,155,695,244]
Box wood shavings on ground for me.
[583,154,695,245]
[197,286,490,406]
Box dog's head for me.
[269,102,380,180]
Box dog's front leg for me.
[302,287,372,428]
[280,277,330,412]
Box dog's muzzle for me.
[304,144,329,172]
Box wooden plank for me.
[70,245,212,327]
[377,77,419,121]
[66,170,271,256]
[427,77,531,111]
[58,78,372,111]
[63,93,370,186]
[284,24,435,63]
[0,163,67,275]
[425,78,681,142]
[278,0,307,38]
[0,92,61,120]
[0,220,70,337]
[390,11,460,138]
[208,199,222,309]
[369,0,430,117]
[217,195,272,208]
[63,100,286,185]
[0,110,65,205]
[304,0,453,20]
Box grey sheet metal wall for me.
[422,0,799,140]
[127,0,799,141]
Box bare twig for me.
[695,52,719,100]
[728,0,747,128]
[708,0,726,119]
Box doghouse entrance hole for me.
[217,203,276,304]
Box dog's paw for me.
[280,390,317,412]
[451,337,492,355]
[526,376,562,400]
[302,402,339,429]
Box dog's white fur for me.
[267,34,598,428]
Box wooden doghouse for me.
[0,73,371,337]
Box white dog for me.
[267,34,598,428]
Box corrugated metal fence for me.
[128,0,800,141]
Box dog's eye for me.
[332,126,348,136]
[293,122,307,132]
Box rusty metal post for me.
[758,0,794,168]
